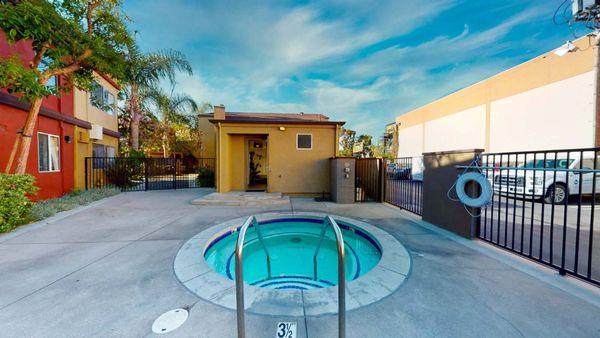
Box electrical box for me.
[89,124,103,140]
[330,157,356,204]
[573,0,600,15]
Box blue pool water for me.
[203,218,382,290]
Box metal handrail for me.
[252,217,272,279]
[313,216,338,280]
[235,215,346,338]
[312,215,346,338]
[234,216,272,338]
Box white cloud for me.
[128,0,457,84]
[125,1,567,137]
[343,5,550,81]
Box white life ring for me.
[455,172,493,208]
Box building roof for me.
[204,112,345,125]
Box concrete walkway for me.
[0,189,598,337]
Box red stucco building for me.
[1,32,75,200]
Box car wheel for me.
[545,184,568,204]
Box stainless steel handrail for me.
[252,217,272,278]
[312,215,346,338]
[235,215,346,338]
[234,216,272,338]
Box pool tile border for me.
[173,212,411,316]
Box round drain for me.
[290,237,302,243]
[152,308,188,334]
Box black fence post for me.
[378,158,385,203]
[173,158,177,190]
[144,158,149,191]
[477,147,600,287]
[85,157,88,190]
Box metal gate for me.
[478,148,599,287]
[384,157,424,215]
[355,158,383,202]
[85,157,215,191]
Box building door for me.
[247,137,268,191]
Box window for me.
[38,133,60,172]
[92,143,106,157]
[90,81,116,115]
[92,144,116,169]
[105,91,115,115]
[296,134,312,150]
[106,146,116,158]
[522,159,575,169]
[581,158,598,170]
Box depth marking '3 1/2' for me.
[276,322,297,338]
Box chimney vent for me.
[214,105,225,120]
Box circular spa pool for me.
[203,218,382,290]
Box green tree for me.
[0,0,131,174]
[338,127,356,157]
[146,87,198,158]
[373,142,392,159]
[122,43,192,151]
[172,102,212,158]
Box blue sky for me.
[123,0,582,139]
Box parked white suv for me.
[492,155,599,204]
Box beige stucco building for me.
[393,36,599,157]
[199,106,344,196]
[73,73,120,189]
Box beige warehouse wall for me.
[397,124,424,157]
[395,36,596,155]
[423,105,487,153]
[489,71,595,152]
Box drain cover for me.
[290,237,302,243]
[152,308,189,334]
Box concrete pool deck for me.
[0,189,598,337]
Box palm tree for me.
[123,43,193,150]
[145,87,199,158]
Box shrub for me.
[196,167,215,187]
[0,174,38,233]
[128,149,147,158]
[28,188,120,223]
[105,158,145,188]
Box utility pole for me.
[593,32,600,146]
[571,2,600,145]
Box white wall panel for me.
[489,71,595,153]
[423,105,487,153]
[397,124,423,157]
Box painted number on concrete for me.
[276,322,297,338]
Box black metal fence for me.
[85,157,216,192]
[384,157,424,215]
[478,148,599,286]
[355,158,383,202]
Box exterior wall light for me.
[279,126,286,131]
